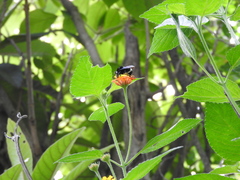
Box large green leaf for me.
[56,150,103,163]
[88,102,125,123]
[175,173,234,180]
[32,128,85,180]
[148,28,192,57]
[139,0,185,24]
[0,164,22,180]
[185,0,222,16]
[140,119,202,153]
[0,40,56,58]
[70,56,112,98]
[123,146,182,180]
[62,144,115,180]
[205,103,240,161]
[179,78,240,103]
[226,44,240,70]
[6,119,33,174]
[20,9,57,33]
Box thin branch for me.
[24,0,42,157]
[4,113,32,180]
[50,50,73,143]
[60,0,103,66]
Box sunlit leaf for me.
[56,150,103,163]
[32,128,85,180]
[123,146,182,180]
[0,164,22,180]
[20,9,57,33]
[226,44,240,69]
[70,56,112,98]
[205,103,240,161]
[140,119,201,154]
[88,102,125,123]
[62,144,115,180]
[6,119,33,174]
[139,0,185,24]
[148,28,192,57]
[179,78,240,103]
[185,0,223,16]
[230,5,240,21]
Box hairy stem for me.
[123,86,133,163]
[98,97,127,177]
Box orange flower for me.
[112,75,136,86]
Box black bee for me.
[115,65,134,78]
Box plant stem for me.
[196,17,240,117]
[98,97,127,176]
[4,113,32,180]
[106,161,117,179]
[219,6,239,45]
[197,17,224,83]
[123,87,133,163]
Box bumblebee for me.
[115,65,134,78]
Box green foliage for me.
[32,128,85,180]
[141,119,202,154]
[226,44,240,69]
[20,9,57,33]
[1,0,240,179]
[57,150,103,163]
[88,102,125,123]
[6,119,33,174]
[123,146,182,180]
[179,78,240,103]
[70,56,112,98]
[0,164,22,180]
[205,103,240,161]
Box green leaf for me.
[210,163,240,174]
[0,164,22,180]
[0,40,56,59]
[226,44,240,69]
[185,0,222,16]
[205,103,240,161]
[122,0,147,19]
[141,119,202,154]
[103,0,118,8]
[70,56,112,98]
[20,9,57,33]
[103,9,121,29]
[123,146,182,180]
[6,119,33,173]
[230,5,240,21]
[43,70,56,85]
[175,173,234,180]
[88,102,125,123]
[56,150,103,163]
[139,0,185,24]
[179,78,240,103]
[32,128,85,180]
[62,144,115,180]
[148,28,191,57]
[173,15,197,59]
